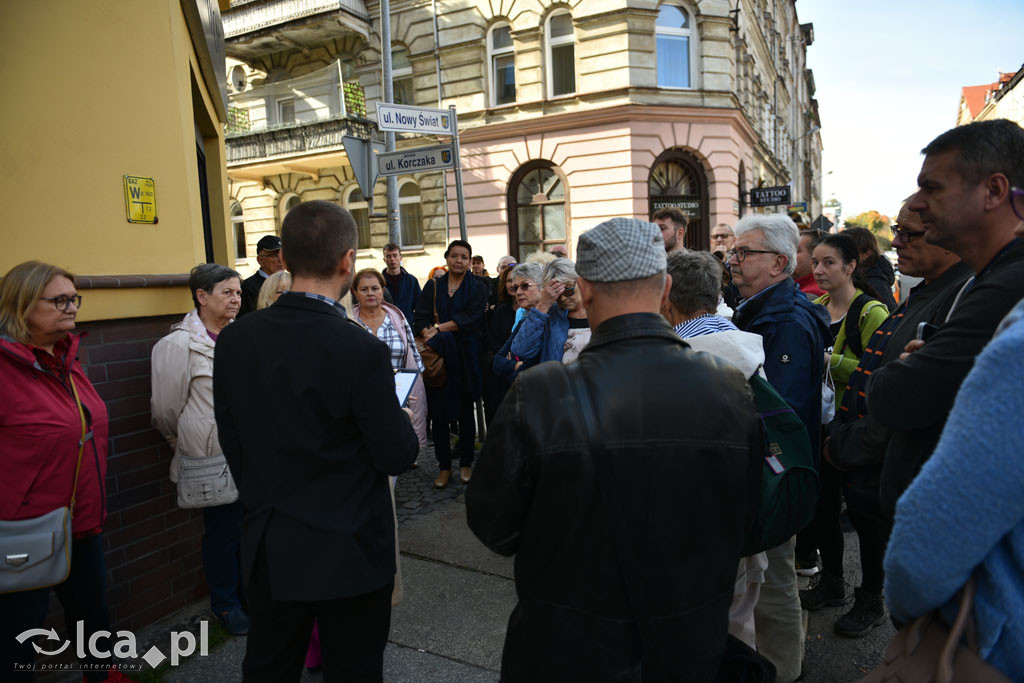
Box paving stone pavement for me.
[394,440,474,524]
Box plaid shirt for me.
[283,291,348,318]
[354,313,425,372]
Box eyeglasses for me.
[561,285,576,296]
[891,224,927,242]
[711,234,732,242]
[510,282,536,292]
[1012,187,1024,222]
[727,248,778,262]
[40,294,82,312]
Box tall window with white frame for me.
[397,179,424,247]
[392,47,413,105]
[230,202,247,261]
[489,23,516,106]
[656,4,695,89]
[344,185,375,250]
[546,11,575,98]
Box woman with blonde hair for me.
[256,270,291,310]
[0,261,126,682]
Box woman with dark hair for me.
[0,262,136,682]
[798,233,892,638]
[843,226,898,311]
[152,264,248,636]
[414,240,487,488]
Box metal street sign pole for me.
[380,0,400,244]
[450,105,467,242]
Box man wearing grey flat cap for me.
[467,217,765,682]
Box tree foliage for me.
[844,210,892,252]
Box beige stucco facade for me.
[223,0,822,279]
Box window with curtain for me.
[656,4,694,88]
[344,186,373,250]
[508,163,568,261]
[392,47,413,105]
[547,11,575,97]
[231,202,246,260]
[398,180,423,247]
[489,23,516,106]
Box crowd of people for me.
[1,117,1022,682]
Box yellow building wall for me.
[0,0,228,321]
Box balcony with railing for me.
[225,60,374,165]
[223,0,370,60]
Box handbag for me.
[414,280,446,388]
[0,375,88,594]
[859,577,1009,683]
[566,362,776,682]
[176,452,238,509]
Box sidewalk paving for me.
[81,445,894,682]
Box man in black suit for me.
[214,200,418,682]
[238,235,286,317]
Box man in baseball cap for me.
[239,234,285,317]
[467,218,762,681]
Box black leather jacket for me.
[467,313,762,683]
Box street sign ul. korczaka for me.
[376,103,454,135]
[750,186,792,207]
[378,145,455,176]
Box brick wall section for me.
[43,314,209,643]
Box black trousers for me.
[796,457,844,577]
[242,545,393,683]
[429,393,476,470]
[842,467,888,594]
[0,534,111,683]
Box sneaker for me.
[214,607,249,636]
[834,588,887,638]
[795,551,820,577]
[799,571,849,611]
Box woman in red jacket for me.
[0,261,131,682]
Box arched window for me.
[230,202,247,261]
[392,47,413,105]
[344,185,378,250]
[398,179,423,247]
[507,162,568,260]
[546,11,575,98]
[655,4,696,89]
[488,23,516,107]
[279,193,301,229]
[648,149,709,250]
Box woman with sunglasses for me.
[0,262,133,682]
[492,262,544,386]
[511,258,590,365]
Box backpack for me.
[742,374,820,556]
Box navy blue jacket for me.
[383,267,421,325]
[733,277,830,456]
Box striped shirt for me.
[673,314,739,340]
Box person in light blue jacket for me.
[511,258,586,364]
[884,296,1024,680]
[492,262,544,384]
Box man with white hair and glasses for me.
[727,213,830,683]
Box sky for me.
[796,0,1024,221]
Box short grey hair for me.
[733,214,799,274]
[511,262,543,284]
[189,263,241,309]
[666,251,722,316]
[542,258,577,285]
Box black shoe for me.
[834,588,887,638]
[213,608,249,635]
[799,571,849,611]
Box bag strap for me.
[843,293,872,358]
[566,361,662,676]
[68,374,91,517]
[432,278,440,325]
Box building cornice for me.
[456,101,760,147]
